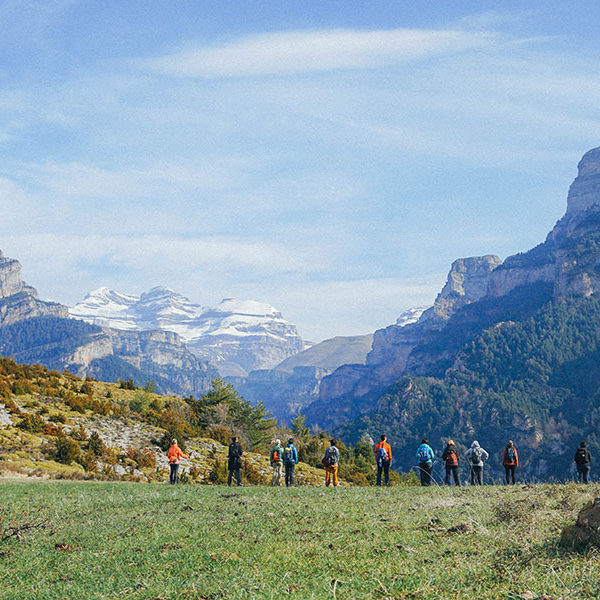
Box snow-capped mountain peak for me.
[69,287,305,377]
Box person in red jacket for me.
[167,439,188,485]
[502,440,518,484]
[374,434,392,486]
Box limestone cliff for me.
[309,146,600,430]
[0,251,67,325]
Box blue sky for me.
[1,1,600,341]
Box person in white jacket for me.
[464,440,489,485]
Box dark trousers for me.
[470,465,483,485]
[419,462,432,486]
[228,468,242,486]
[445,465,460,486]
[169,463,179,485]
[504,465,516,484]
[577,465,590,483]
[377,460,390,486]
[285,463,295,487]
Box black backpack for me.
[505,446,516,463]
[470,446,483,465]
[575,447,589,465]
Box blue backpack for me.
[376,446,389,466]
[417,446,430,463]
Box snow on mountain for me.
[70,288,305,377]
[395,306,430,328]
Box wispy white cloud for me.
[140,28,496,78]
[25,161,230,198]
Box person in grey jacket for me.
[464,440,489,485]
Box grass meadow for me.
[1,479,599,600]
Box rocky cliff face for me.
[0,250,217,396]
[0,251,67,325]
[71,289,306,377]
[309,146,600,430]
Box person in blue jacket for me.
[416,438,435,486]
[283,438,298,487]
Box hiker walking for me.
[322,439,340,487]
[270,438,284,486]
[442,440,461,486]
[574,441,592,484]
[464,440,489,485]
[283,438,298,487]
[167,438,188,485]
[228,435,243,486]
[415,438,434,486]
[374,434,392,486]
[502,440,518,484]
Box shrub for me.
[118,378,136,390]
[242,459,269,485]
[17,413,45,433]
[208,459,228,484]
[49,413,66,424]
[71,425,88,441]
[88,431,105,457]
[3,398,21,415]
[80,449,97,472]
[208,425,233,446]
[54,433,82,465]
[129,390,151,413]
[126,447,157,470]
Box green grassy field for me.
[1,480,599,600]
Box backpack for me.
[325,447,337,466]
[575,447,589,465]
[505,446,516,463]
[417,446,430,463]
[272,449,280,463]
[470,447,483,465]
[444,448,458,465]
[376,445,389,465]
[283,446,294,464]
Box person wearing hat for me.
[282,438,298,487]
[270,438,285,486]
[502,440,519,484]
[441,440,461,486]
[167,439,189,485]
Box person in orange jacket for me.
[167,439,189,485]
[502,440,518,484]
[374,434,392,486]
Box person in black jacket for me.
[228,435,243,486]
[441,440,461,486]
[574,441,592,483]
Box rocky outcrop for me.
[421,255,502,324]
[561,498,600,548]
[0,251,67,325]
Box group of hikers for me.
[165,435,593,486]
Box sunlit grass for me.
[1,480,599,599]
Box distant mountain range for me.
[70,287,306,377]
[0,253,218,396]
[230,307,428,422]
